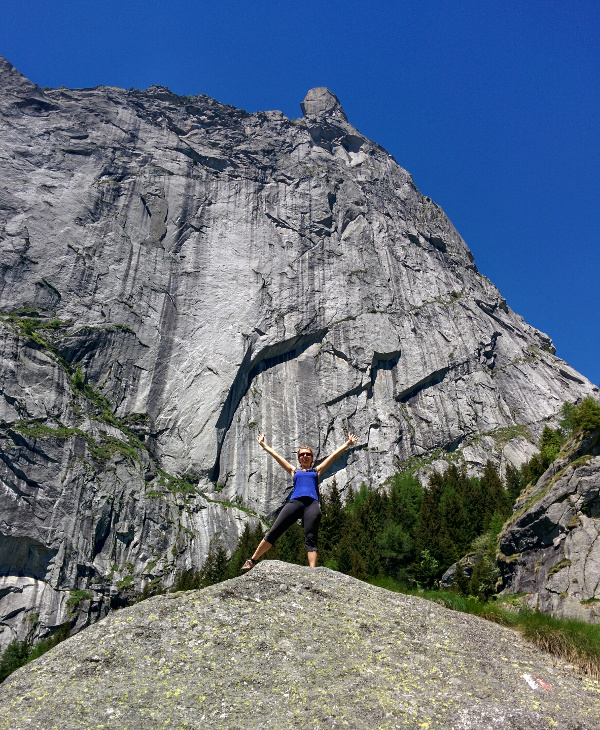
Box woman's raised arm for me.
[257,433,295,475]
[316,433,357,477]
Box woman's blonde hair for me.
[297,446,314,459]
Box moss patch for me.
[66,590,92,608]
[547,559,572,577]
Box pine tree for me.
[348,483,370,515]
[200,536,230,586]
[173,568,202,591]
[520,452,546,487]
[364,542,381,577]
[350,550,367,580]
[443,463,463,493]
[334,514,363,575]
[449,465,482,542]
[540,426,564,462]
[505,463,523,504]
[439,485,471,562]
[320,478,346,555]
[376,522,412,572]
[487,511,505,540]
[414,470,444,560]
[462,475,484,537]
[0,640,30,684]
[336,533,354,574]
[268,522,305,565]
[225,522,265,577]
[345,483,356,506]
[359,490,386,543]
[480,460,510,529]
[387,472,423,531]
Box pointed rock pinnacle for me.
[300,87,348,122]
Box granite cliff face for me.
[498,431,600,623]
[1,561,599,730]
[0,55,598,649]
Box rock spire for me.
[301,86,348,121]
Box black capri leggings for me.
[263,496,321,552]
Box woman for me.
[241,431,358,571]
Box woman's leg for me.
[243,501,305,571]
[250,538,272,561]
[254,500,304,556]
[303,498,322,568]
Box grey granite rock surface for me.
[1,561,598,730]
[1,54,598,647]
[499,432,600,622]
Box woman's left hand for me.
[346,433,358,447]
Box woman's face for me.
[297,448,314,468]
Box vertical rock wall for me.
[0,58,598,646]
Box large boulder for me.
[0,561,598,729]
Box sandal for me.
[241,558,256,572]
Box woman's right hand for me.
[257,433,266,446]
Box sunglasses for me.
[298,452,313,458]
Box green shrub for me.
[414,550,439,589]
[66,590,92,607]
[540,426,564,463]
[570,397,600,435]
[520,426,566,487]
[71,366,86,391]
[560,401,576,434]
[0,640,30,684]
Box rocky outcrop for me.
[1,561,598,730]
[1,53,598,648]
[440,553,478,589]
[499,432,600,622]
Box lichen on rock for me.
[0,561,598,729]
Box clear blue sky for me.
[2,0,598,385]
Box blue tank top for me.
[289,469,319,501]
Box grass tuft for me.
[518,612,600,679]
